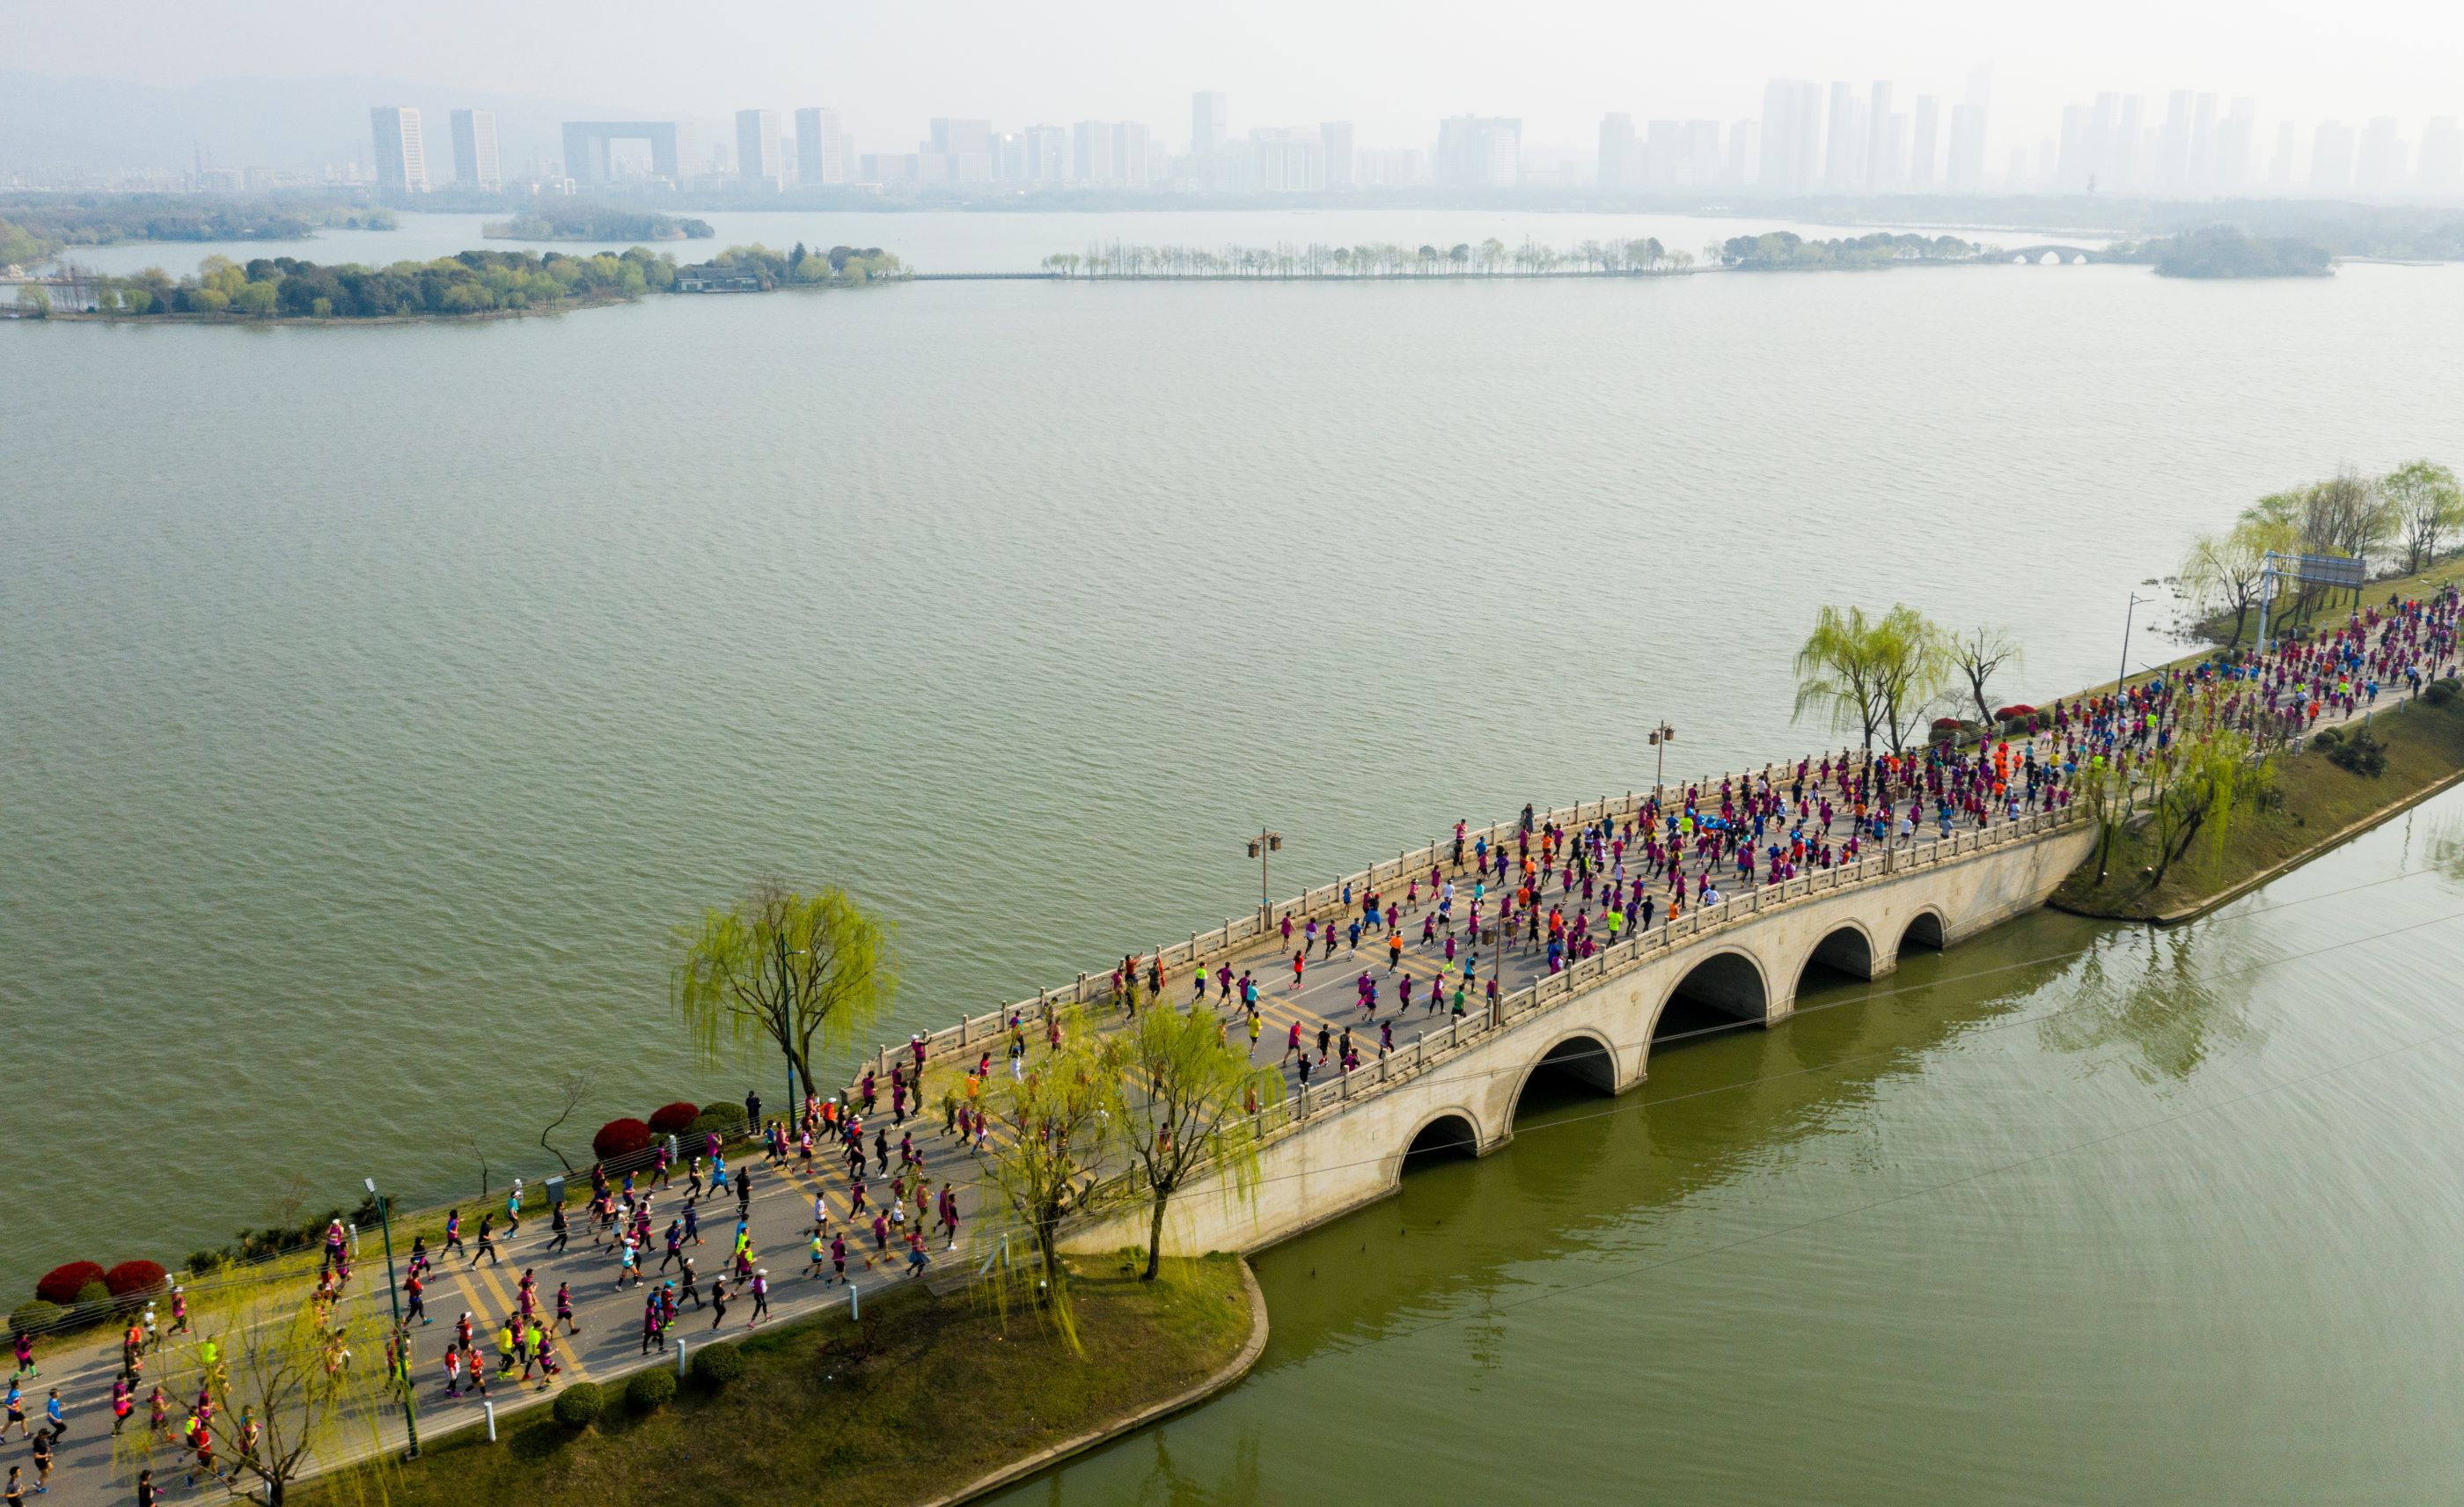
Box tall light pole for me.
[1648,721,1676,794]
[2116,592,2151,703]
[1246,829,1282,925]
[365,1177,420,1459]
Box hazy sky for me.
[7,0,2459,152]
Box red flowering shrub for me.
[34,1261,106,1306]
[104,1261,168,1300]
[647,1101,701,1136]
[593,1118,654,1159]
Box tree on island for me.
[672,881,897,1112]
[1111,1005,1281,1282]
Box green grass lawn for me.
[2053,693,2464,921]
[317,1255,1253,1507]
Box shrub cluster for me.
[691,1341,745,1387]
[552,1381,606,1429]
[627,1366,678,1411]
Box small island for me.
[1712,230,1990,269]
[0,191,393,264]
[2110,224,2334,279]
[15,240,906,321]
[481,204,715,243]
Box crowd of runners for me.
[13,587,2458,1507]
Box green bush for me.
[626,1366,678,1411]
[9,1301,62,1335]
[2327,725,2387,777]
[2311,725,2343,747]
[551,1381,605,1429]
[74,1280,111,1308]
[685,1110,742,1143]
[691,1341,745,1388]
[2426,680,2459,708]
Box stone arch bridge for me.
[1057,805,2096,1259]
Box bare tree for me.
[539,1070,590,1173]
[1947,626,2023,724]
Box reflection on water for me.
[2037,924,2264,1086]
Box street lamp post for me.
[1648,721,1676,795]
[1246,828,1282,926]
[364,1177,420,1459]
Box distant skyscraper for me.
[2189,93,2219,194]
[370,106,428,192]
[1823,82,1859,189]
[795,108,846,185]
[1072,121,1114,185]
[1112,122,1151,187]
[1758,78,1820,194]
[1726,120,1758,187]
[1866,80,1897,188]
[1434,115,1521,188]
[2420,118,2462,195]
[2358,117,2407,192]
[1946,65,1991,193]
[2269,121,2297,188]
[2114,95,2145,193]
[736,109,783,183]
[2156,91,2193,195]
[2311,121,2356,192]
[1909,95,1940,190]
[1320,121,1356,188]
[1598,113,1637,190]
[2214,98,2255,194]
[1192,92,1228,161]
[449,109,499,189]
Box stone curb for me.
[916,1259,1271,1507]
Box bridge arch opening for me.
[1901,910,1946,953]
[1399,1112,1480,1173]
[1513,1033,1619,1120]
[1654,950,1769,1044]
[1799,923,1877,993]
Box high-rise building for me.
[2420,118,2463,195]
[448,108,499,188]
[1246,129,1324,192]
[1866,81,1896,188]
[1824,82,1861,189]
[2358,117,2407,193]
[2269,121,2297,188]
[1072,121,1114,185]
[924,118,994,180]
[2214,98,2255,194]
[1909,95,1940,190]
[370,106,428,192]
[2188,93,2218,194]
[1434,115,1521,188]
[1192,92,1228,162]
[1358,148,1421,187]
[2154,91,2192,195]
[736,109,783,184]
[2113,95,2145,193]
[1946,66,1991,194]
[1598,113,1637,189]
[1758,78,1821,194]
[795,108,846,185]
[1111,122,1151,187]
[1320,121,1355,188]
[2310,121,2356,192]
[1726,121,1759,187]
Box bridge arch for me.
[1652,946,1771,1042]
[1797,920,1880,992]
[1900,908,1947,953]
[1509,1030,1622,1119]
[1395,1106,1485,1178]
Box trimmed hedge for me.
[75,1281,110,1307]
[626,1366,678,1411]
[2427,679,2459,708]
[105,1261,168,1300]
[592,1118,654,1160]
[690,1341,744,1387]
[648,1101,701,1136]
[35,1261,105,1306]
[551,1381,605,1428]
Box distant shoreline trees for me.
[1039,235,1690,277]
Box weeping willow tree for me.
[978,1008,1124,1354]
[673,881,897,1108]
[1114,1005,1283,1281]
[1793,603,1950,754]
[2145,721,2274,884]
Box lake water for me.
[6,241,2464,1498]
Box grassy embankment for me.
[2053,556,2464,922]
[312,1256,1256,1507]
